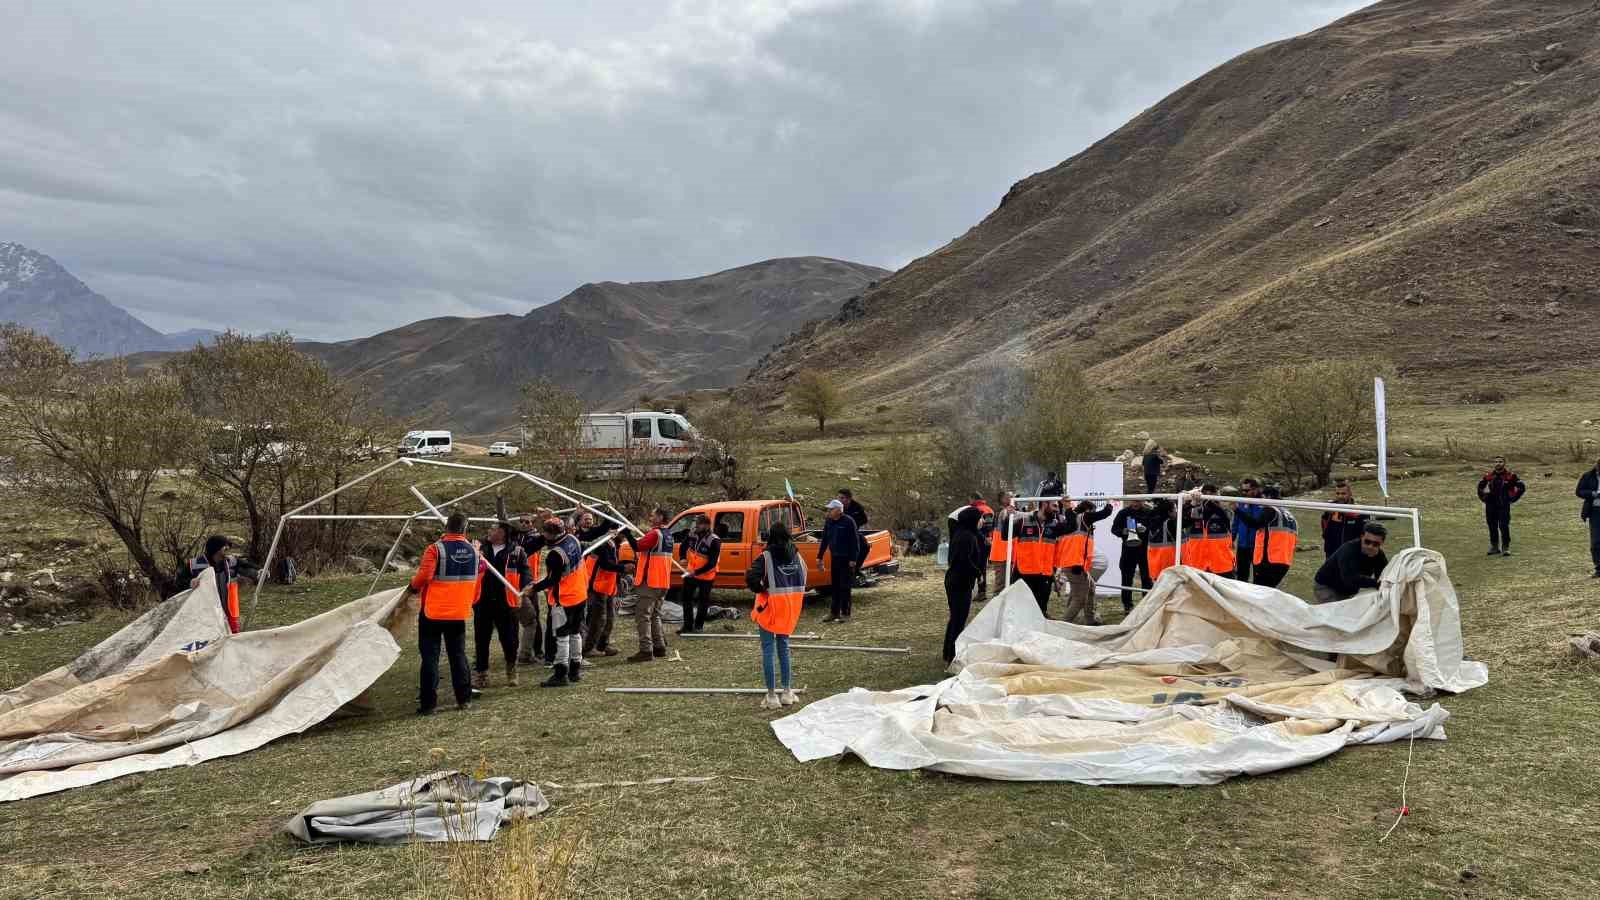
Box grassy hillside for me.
[3,400,1598,899]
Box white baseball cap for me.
[826,499,845,511]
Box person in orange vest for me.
[1145,499,1180,581]
[676,514,721,634]
[988,491,1017,598]
[522,518,592,687]
[1235,484,1298,588]
[628,507,674,662]
[405,511,480,715]
[746,520,806,710]
[1009,501,1060,614]
[1185,484,1235,575]
[1057,500,1113,625]
[580,517,632,660]
[190,534,244,634]
[472,521,531,689]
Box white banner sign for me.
[1375,377,1389,498]
[1065,462,1125,596]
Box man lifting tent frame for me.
[244,457,641,629]
[1000,491,1422,584]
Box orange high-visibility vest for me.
[1253,511,1299,566]
[1055,519,1093,570]
[988,512,1013,563]
[751,550,807,636]
[1011,516,1055,576]
[498,553,524,608]
[644,527,674,589]
[421,538,479,621]
[684,533,719,581]
[547,538,591,608]
[591,565,619,597]
[225,582,240,631]
[1197,519,1235,574]
[1147,521,1177,580]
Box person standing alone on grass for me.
[1577,458,1600,578]
[1478,456,1526,556]
[472,521,530,689]
[190,535,243,634]
[1320,480,1369,558]
[943,506,986,664]
[820,499,860,623]
[748,521,806,710]
[628,507,673,662]
[1313,523,1388,604]
[406,511,478,715]
[1111,499,1153,613]
[677,514,721,634]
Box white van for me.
[398,430,453,457]
[573,411,699,479]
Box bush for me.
[873,436,940,532]
[995,351,1110,477]
[1234,358,1392,489]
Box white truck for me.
[397,430,453,457]
[560,411,712,480]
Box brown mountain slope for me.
[304,257,888,433]
[746,0,1600,408]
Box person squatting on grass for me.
[747,520,805,710]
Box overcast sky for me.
[1,0,1365,340]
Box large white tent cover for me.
[774,548,1488,784]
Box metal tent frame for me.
[1001,491,1422,583]
[244,457,643,629]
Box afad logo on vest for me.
[448,545,476,566]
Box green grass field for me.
[3,458,1599,899]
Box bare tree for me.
[1234,358,1388,489]
[695,399,763,500]
[789,370,845,434]
[0,326,201,592]
[519,377,587,483]
[996,351,1110,475]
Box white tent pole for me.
[246,457,405,628]
[368,515,418,597]
[1004,513,1014,584]
[409,486,522,599]
[1174,493,1185,567]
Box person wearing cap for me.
[472,520,531,689]
[190,535,244,633]
[820,499,860,623]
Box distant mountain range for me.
[0,243,219,356]
[304,257,889,432]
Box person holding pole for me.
[1111,499,1154,613]
[406,511,479,715]
[628,507,674,662]
[943,506,986,663]
[989,491,1016,593]
[1231,478,1264,582]
[522,518,590,687]
[1145,499,1179,581]
[1313,522,1388,604]
[747,520,806,710]
[583,531,628,658]
[472,521,530,689]
[1235,485,1297,589]
[1057,500,1113,625]
[1011,500,1060,615]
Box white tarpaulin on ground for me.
[285,770,550,845]
[773,548,1487,784]
[0,582,411,803]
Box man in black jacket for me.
[473,522,532,689]
[1578,458,1600,578]
[1313,523,1388,604]
[1477,456,1527,556]
[1110,499,1153,613]
[1319,480,1369,559]
[676,515,721,634]
[820,500,860,623]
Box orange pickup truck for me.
[620,498,897,592]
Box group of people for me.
[937,476,1407,665]
[401,501,811,715]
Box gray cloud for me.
[0,0,1366,339]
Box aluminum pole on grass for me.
[607,687,807,696]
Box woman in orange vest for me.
[746,520,807,710]
[406,511,480,715]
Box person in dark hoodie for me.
[1578,457,1600,578]
[1477,456,1526,556]
[943,506,987,664]
[472,521,531,689]
[1110,498,1154,613]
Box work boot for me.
[1501,546,1512,557]
[780,689,799,707]
[583,648,602,659]
[541,664,571,688]
[759,691,782,710]
[1487,546,1501,556]
[653,644,668,658]
[602,646,620,657]
[569,658,582,682]
[471,671,489,691]
[506,665,519,688]
[627,649,654,663]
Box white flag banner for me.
[1375,377,1390,498]
[1065,462,1125,596]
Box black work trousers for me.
[1485,506,1512,550]
[472,600,519,673]
[1589,515,1600,574]
[1233,546,1254,583]
[419,614,471,712]
[1253,562,1289,589]
[830,558,854,618]
[943,569,977,663]
[1021,574,1053,617]
[1119,549,1151,611]
[681,577,713,631]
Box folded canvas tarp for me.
[0,581,411,803]
[285,770,550,845]
[773,547,1488,785]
